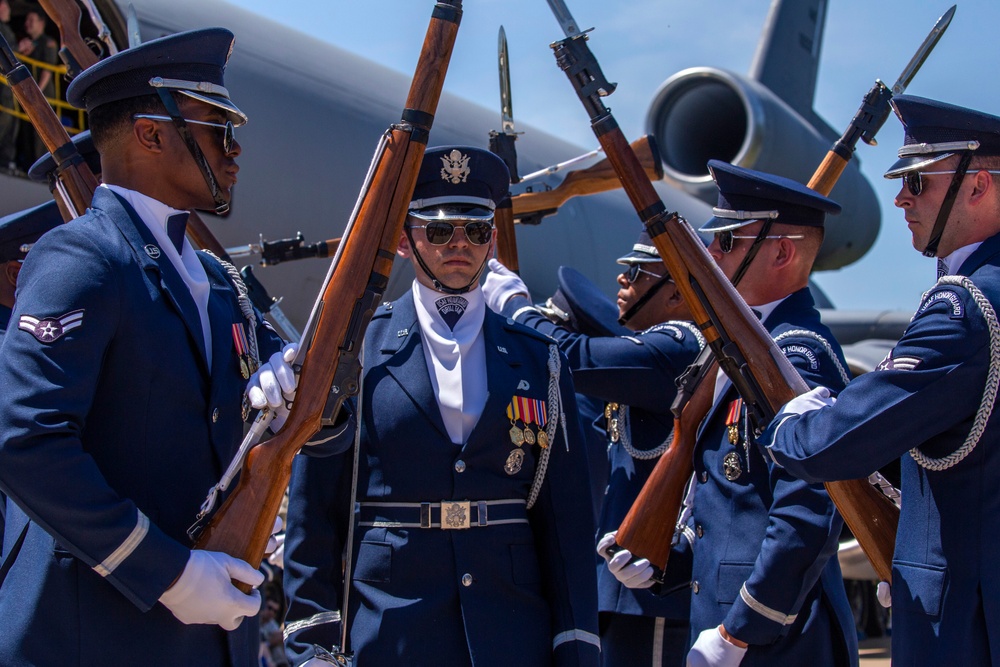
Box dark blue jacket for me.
[766,233,1000,666]
[284,292,600,667]
[0,188,282,667]
[690,287,857,666]
[503,294,703,619]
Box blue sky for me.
[227,0,999,311]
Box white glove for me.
[780,386,835,417]
[876,581,892,608]
[247,342,299,431]
[267,532,285,570]
[265,515,283,557]
[596,531,618,563]
[158,550,264,631]
[483,258,530,312]
[603,537,656,589]
[687,626,748,667]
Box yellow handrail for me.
[0,52,87,134]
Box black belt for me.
[357,499,528,529]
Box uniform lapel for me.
[957,232,1000,276]
[197,253,241,382]
[462,312,523,451]
[98,189,210,373]
[382,293,449,439]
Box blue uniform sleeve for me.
[722,333,846,645]
[765,285,987,481]
[0,226,189,610]
[529,359,601,666]
[283,448,354,664]
[503,294,701,412]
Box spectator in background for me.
[0,0,17,172]
[16,9,58,167]
[260,596,289,667]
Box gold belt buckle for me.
[440,501,471,529]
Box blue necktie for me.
[936,258,947,280]
[166,212,189,254]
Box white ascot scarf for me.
[413,280,488,444]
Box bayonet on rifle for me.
[809,5,954,194]
[79,0,118,55]
[544,0,898,583]
[892,5,955,97]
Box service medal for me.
[239,357,251,380]
[725,398,743,445]
[504,448,524,475]
[722,451,743,481]
[523,426,536,445]
[509,425,525,447]
[537,430,549,449]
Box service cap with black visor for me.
[404,146,510,295]
[65,28,247,215]
[700,159,840,289]
[884,94,1000,258]
[614,228,674,327]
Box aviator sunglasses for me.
[133,114,236,154]
[623,263,667,284]
[714,229,804,253]
[902,169,1000,197]
[407,208,495,246]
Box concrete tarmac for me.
[859,637,890,666]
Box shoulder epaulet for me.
[372,301,395,320]
[641,319,706,349]
[502,314,554,345]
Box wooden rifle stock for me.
[191,0,463,576]
[550,33,897,582]
[511,135,661,220]
[494,196,519,272]
[0,33,97,218]
[39,0,99,76]
[616,365,714,568]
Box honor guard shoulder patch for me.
[781,343,820,371]
[876,349,922,372]
[19,309,84,342]
[918,289,965,319]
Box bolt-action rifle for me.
[545,0,899,582]
[0,32,98,218]
[615,5,954,583]
[187,0,464,585]
[511,135,662,225]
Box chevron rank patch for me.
[18,310,84,343]
[875,350,921,372]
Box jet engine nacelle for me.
[645,67,880,271]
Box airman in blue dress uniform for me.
[283,146,600,667]
[764,95,1000,666]
[0,28,298,666]
[613,162,857,666]
[0,200,62,544]
[536,264,631,521]
[484,230,704,667]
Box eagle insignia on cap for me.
[18,309,84,343]
[440,150,470,184]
